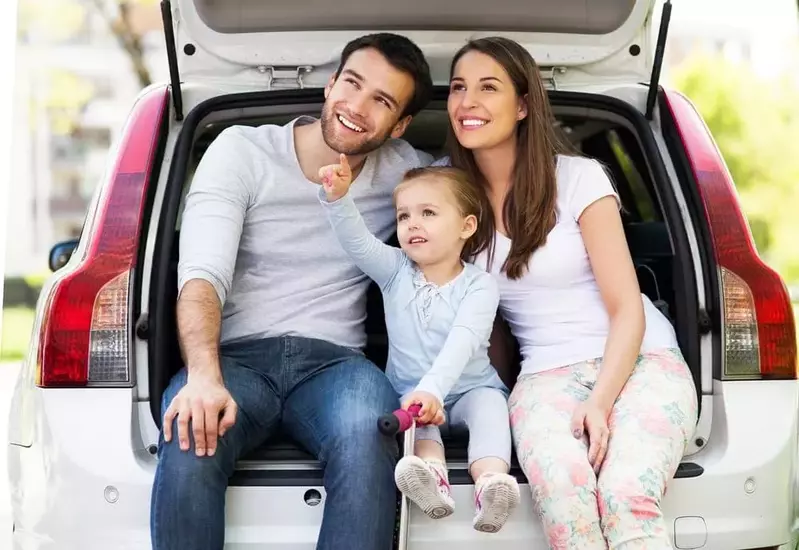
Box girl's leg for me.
[394,414,455,519]
[596,348,698,550]
[509,363,608,550]
[414,438,446,462]
[449,386,520,533]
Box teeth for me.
[410,238,426,244]
[338,115,365,133]
[462,119,487,127]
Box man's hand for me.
[402,391,445,426]
[163,373,238,457]
[318,153,353,202]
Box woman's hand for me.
[571,398,611,473]
[319,153,353,202]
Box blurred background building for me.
[7,0,167,276]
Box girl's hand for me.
[571,398,611,473]
[318,153,353,202]
[402,391,445,426]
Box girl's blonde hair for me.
[393,166,490,260]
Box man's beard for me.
[320,104,394,156]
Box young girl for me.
[317,155,520,533]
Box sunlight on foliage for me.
[671,53,799,283]
[18,0,87,42]
[43,70,95,135]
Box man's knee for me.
[156,432,238,484]
[326,407,398,463]
[324,366,399,462]
[334,356,399,417]
[343,355,398,400]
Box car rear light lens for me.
[36,86,168,387]
[664,90,797,379]
[88,271,130,382]
[720,268,760,376]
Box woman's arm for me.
[565,159,644,472]
[579,195,645,414]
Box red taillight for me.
[36,86,168,387]
[664,89,797,380]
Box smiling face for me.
[320,47,416,156]
[444,37,571,280]
[447,50,528,153]
[394,176,477,267]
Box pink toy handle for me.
[377,403,423,435]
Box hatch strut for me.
[160,0,184,121]
[645,0,672,120]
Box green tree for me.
[17,0,161,133]
[19,0,159,88]
[88,0,159,88]
[671,53,799,282]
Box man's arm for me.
[164,128,253,457]
[176,280,223,382]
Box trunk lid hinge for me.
[258,65,314,90]
[540,67,566,90]
[645,0,672,120]
[160,0,183,121]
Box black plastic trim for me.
[645,0,672,120]
[657,91,723,380]
[229,461,704,487]
[132,86,170,335]
[160,1,183,121]
[230,469,325,487]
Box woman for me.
[441,37,699,549]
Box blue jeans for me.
[150,336,400,550]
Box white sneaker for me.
[473,473,520,533]
[394,456,455,520]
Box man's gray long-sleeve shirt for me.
[177,116,433,349]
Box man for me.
[150,33,434,550]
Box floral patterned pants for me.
[509,348,698,550]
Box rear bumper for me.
[655,380,799,550]
[7,381,798,549]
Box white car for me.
[7,0,799,548]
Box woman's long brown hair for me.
[446,37,575,279]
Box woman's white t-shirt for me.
[473,155,679,377]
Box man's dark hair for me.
[335,33,433,118]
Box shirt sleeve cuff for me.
[177,268,227,306]
[413,378,446,406]
[317,186,352,206]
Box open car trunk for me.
[169,0,656,92]
[146,86,705,485]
